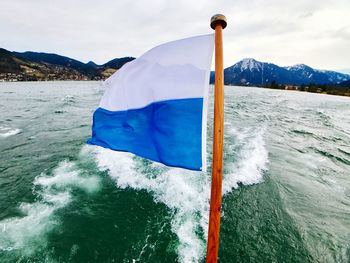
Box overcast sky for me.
[1,0,349,72]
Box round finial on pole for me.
[210,14,227,30]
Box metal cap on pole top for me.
[210,14,227,30]
[206,14,227,263]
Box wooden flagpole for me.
[206,14,227,263]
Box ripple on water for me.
[62,95,76,104]
[291,129,314,136]
[0,126,21,138]
[313,148,350,165]
[338,148,350,157]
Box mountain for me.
[1,48,349,85]
[222,58,350,86]
[103,57,135,69]
[0,48,90,81]
[339,80,350,87]
[99,57,135,78]
[285,64,349,85]
[0,48,23,74]
[0,48,135,81]
[224,58,295,85]
[86,61,98,67]
[13,51,97,77]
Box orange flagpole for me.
[206,14,227,263]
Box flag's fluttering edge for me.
[87,34,214,170]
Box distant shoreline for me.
[0,79,103,83]
[1,80,349,98]
[261,86,350,98]
[257,83,350,97]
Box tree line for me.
[264,80,350,97]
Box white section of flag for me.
[99,34,214,112]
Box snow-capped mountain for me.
[224,58,296,85]
[220,58,350,86]
[286,64,349,84]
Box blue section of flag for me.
[87,98,203,170]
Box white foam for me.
[35,161,100,194]
[62,95,76,103]
[93,147,209,262]
[223,127,269,194]
[91,127,268,263]
[0,126,21,138]
[0,158,101,254]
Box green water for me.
[0,81,349,263]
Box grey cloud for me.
[0,0,349,70]
[299,12,314,19]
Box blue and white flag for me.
[88,34,214,170]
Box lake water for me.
[0,81,349,262]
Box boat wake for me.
[0,127,268,262]
[0,155,101,255]
[92,126,269,262]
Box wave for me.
[0,155,101,255]
[223,127,269,194]
[62,95,76,104]
[313,148,350,165]
[91,127,269,262]
[291,129,314,136]
[0,126,21,138]
[338,148,350,157]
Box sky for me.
[1,0,349,73]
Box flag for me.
[87,34,214,171]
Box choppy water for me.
[0,81,349,263]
